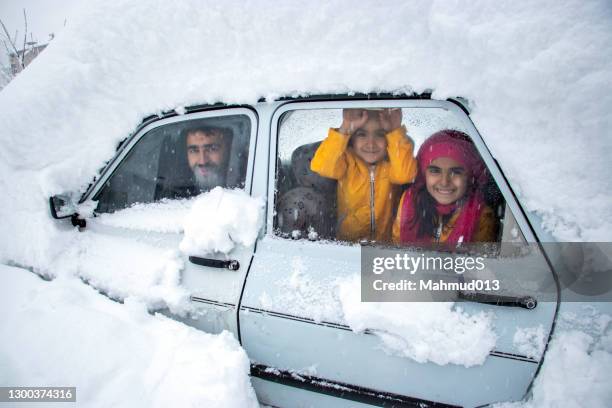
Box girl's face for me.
[425,157,469,205]
[351,116,387,165]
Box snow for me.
[95,188,265,253]
[0,0,610,406]
[179,188,264,255]
[261,266,497,367]
[338,275,497,367]
[41,187,264,315]
[10,188,263,315]
[259,254,345,324]
[0,264,259,408]
[68,234,190,313]
[513,325,546,360]
[70,189,263,312]
[497,306,612,408]
[95,198,193,233]
[525,330,612,408]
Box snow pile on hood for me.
[179,188,264,255]
[337,275,496,367]
[0,0,610,271]
[0,265,259,408]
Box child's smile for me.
[351,116,387,165]
[425,157,469,205]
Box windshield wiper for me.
[458,291,537,309]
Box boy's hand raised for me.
[339,109,368,135]
[380,108,402,132]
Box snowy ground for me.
[2,263,610,407]
[0,264,259,408]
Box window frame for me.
[83,107,259,208]
[267,99,537,243]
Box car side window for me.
[95,113,252,213]
[273,106,525,249]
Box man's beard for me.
[192,164,225,191]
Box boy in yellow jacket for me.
[311,108,417,242]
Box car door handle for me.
[458,291,537,309]
[188,256,240,271]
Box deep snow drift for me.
[0,265,259,408]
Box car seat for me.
[276,142,337,240]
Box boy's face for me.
[351,115,387,165]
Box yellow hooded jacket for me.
[311,127,417,242]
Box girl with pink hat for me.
[392,129,497,246]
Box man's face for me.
[186,130,228,190]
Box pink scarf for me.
[399,188,486,245]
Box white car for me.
[49,94,611,407]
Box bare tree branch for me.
[0,19,20,57]
[0,9,38,80]
[21,8,27,68]
[1,39,11,56]
[0,37,14,85]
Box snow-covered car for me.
[48,94,610,407]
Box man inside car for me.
[154,124,233,200]
[185,126,231,191]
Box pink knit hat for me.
[416,130,487,188]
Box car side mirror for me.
[49,194,74,219]
[49,194,86,228]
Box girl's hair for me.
[410,185,455,239]
[408,130,484,239]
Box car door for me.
[76,107,258,336]
[239,99,559,407]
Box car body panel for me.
[237,99,559,406]
[66,96,564,407]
